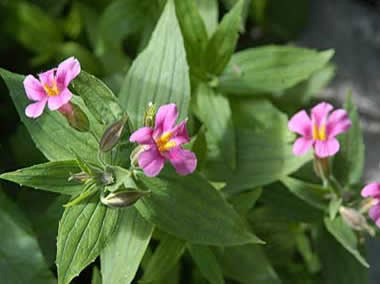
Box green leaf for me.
[317,224,368,284]
[188,245,225,284]
[119,0,191,129]
[333,95,364,188]
[190,126,208,171]
[205,99,311,193]
[324,217,369,268]
[92,266,102,284]
[202,0,243,75]
[214,244,281,284]
[0,68,99,163]
[174,0,208,76]
[135,169,262,246]
[71,71,122,125]
[219,46,334,95]
[0,160,82,195]
[328,197,342,220]
[195,0,219,36]
[101,207,153,284]
[229,188,262,216]
[141,234,186,283]
[0,190,56,284]
[280,176,328,211]
[57,194,120,284]
[194,83,236,169]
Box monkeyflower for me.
[130,104,197,177]
[361,183,380,227]
[288,102,351,158]
[23,57,80,118]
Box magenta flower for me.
[23,57,81,118]
[130,104,197,177]
[288,102,352,158]
[361,183,380,227]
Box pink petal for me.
[314,138,340,158]
[361,183,380,198]
[167,147,197,176]
[369,204,380,226]
[25,98,47,118]
[138,146,165,177]
[23,75,46,101]
[38,69,56,86]
[170,120,190,145]
[311,102,333,128]
[154,104,178,137]
[326,109,352,138]
[47,89,72,111]
[288,110,312,137]
[130,127,154,145]
[292,137,313,156]
[56,57,81,89]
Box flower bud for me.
[144,102,156,127]
[100,190,150,208]
[99,115,129,152]
[339,206,375,236]
[58,102,90,132]
[68,172,90,183]
[130,145,146,168]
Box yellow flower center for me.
[156,131,176,152]
[312,123,326,141]
[43,80,60,96]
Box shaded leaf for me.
[101,208,153,284]
[0,160,82,195]
[119,0,190,129]
[57,194,120,284]
[92,266,102,284]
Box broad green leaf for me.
[175,0,208,76]
[189,126,208,171]
[195,0,219,36]
[57,194,120,284]
[0,160,82,195]
[214,244,281,284]
[229,188,262,216]
[219,46,334,95]
[71,71,122,125]
[4,0,63,53]
[333,95,364,188]
[101,207,153,284]
[206,99,311,193]
[194,83,236,169]
[317,224,368,284]
[280,176,328,211]
[202,0,243,75]
[188,245,225,284]
[135,169,262,246]
[220,0,251,27]
[0,68,99,163]
[119,0,190,129]
[0,190,56,284]
[141,234,186,283]
[324,217,369,268]
[92,266,102,284]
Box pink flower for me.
[361,183,380,227]
[288,102,352,158]
[23,57,81,118]
[130,104,197,177]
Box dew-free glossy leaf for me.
[195,0,219,36]
[333,95,364,188]
[135,169,262,246]
[0,68,99,163]
[324,217,369,268]
[188,244,225,284]
[0,190,56,284]
[202,0,243,75]
[219,46,334,95]
[71,71,122,125]
[141,234,186,283]
[119,0,191,129]
[0,160,82,195]
[194,83,236,169]
[101,207,153,284]
[57,194,120,284]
